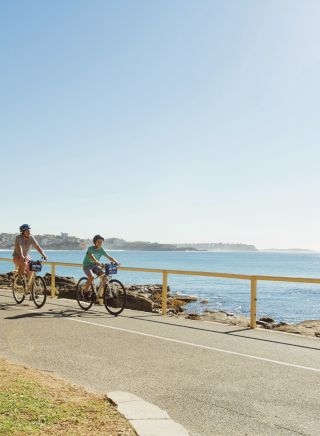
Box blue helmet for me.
[19,224,31,233]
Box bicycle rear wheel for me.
[76,277,95,311]
[31,276,47,308]
[12,275,26,304]
[104,279,126,316]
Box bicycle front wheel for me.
[31,276,47,308]
[76,277,94,311]
[104,279,126,316]
[12,275,26,304]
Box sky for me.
[0,0,320,249]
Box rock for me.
[43,273,76,287]
[200,300,209,304]
[259,317,275,323]
[125,291,154,312]
[186,313,203,320]
[43,274,77,299]
[172,294,198,303]
[256,320,273,329]
[274,320,320,337]
[201,310,250,327]
[297,320,320,330]
[0,272,14,287]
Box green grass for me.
[0,359,135,435]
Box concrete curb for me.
[107,391,189,436]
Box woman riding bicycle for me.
[82,235,119,298]
[13,224,47,278]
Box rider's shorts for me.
[13,255,31,272]
[83,264,103,277]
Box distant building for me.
[61,232,69,239]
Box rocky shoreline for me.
[185,311,320,338]
[1,272,319,338]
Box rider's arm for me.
[88,252,100,264]
[104,252,118,264]
[33,240,47,260]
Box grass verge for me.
[0,358,135,435]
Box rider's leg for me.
[82,265,95,292]
[14,257,26,277]
[84,271,94,292]
[13,257,31,285]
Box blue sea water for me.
[1,249,320,323]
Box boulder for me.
[126,290,154,312]
[201,310,250,327]
[273,321,320,337]
[172,294,198,303]
[0,272,14,287]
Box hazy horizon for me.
[0,231,317,251]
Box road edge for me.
[107,391,189,436]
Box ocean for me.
[1,249,320,323]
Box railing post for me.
[250,277,257,328]
[51,263,56,298]
[162,271,168,316]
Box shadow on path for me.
[1,291,320,352]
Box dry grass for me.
[0,359,136,435]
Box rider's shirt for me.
[13,235,37,258]
[83,245,108,267]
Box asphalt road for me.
[0,288,320,436]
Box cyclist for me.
[13,224,47,279]
[82,235,119,301]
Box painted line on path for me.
[67,317,320,373]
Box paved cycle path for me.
[0,289,320,435]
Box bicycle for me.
[76,263,126,315]
[12,258,47,309]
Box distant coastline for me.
[0,232,314,252]
[260,248,315,253]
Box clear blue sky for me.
[1,0,319,249]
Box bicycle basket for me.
[105,264,117,275]
[29,261,42,272]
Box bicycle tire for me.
[104,279,126,316]
[31,276,47,309]
[12,275,26,304]
[76,277,95,311]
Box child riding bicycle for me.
[82,235,119,301]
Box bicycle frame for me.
[13,259,44,293]
[13,269,35,293]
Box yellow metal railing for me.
[1,257,320,329]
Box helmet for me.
[93,234,104,244]
[19,224,31,233]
